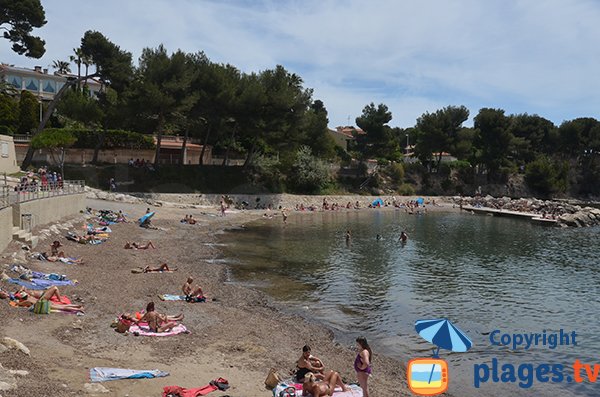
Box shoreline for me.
[0,197,429,396]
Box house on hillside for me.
[0,64,103,102]
[328,126,365,151]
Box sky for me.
[3,0,600,129]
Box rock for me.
[84,383,110,394]
[1,338,30,356]
[8,370,28,376]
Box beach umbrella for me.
[415,318,473,384]
[416,197,424,205]
[138,212,155,225]
[415,318,472,355]
[372,198,384,207]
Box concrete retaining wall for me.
[0,206,13,252]
[11,193,86,229]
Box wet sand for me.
[0,198,452,396]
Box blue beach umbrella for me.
[415,318,472,355]
[138,212,154,225]
[415,318,473,384]
[416,197,424,205]
[372,198,384,207]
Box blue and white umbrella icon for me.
[415,318,473,384]
[415,318,472,355]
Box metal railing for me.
[8,180,86,204]
[0,185,9,209]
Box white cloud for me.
[3,0,600,128]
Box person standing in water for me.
[399,231,408,243]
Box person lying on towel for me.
[138,302,184,333]
[5,286,84,314]
[182,277,205,302]
[124,241,156,250]
[303,371,349,397]
[143,264,172,273]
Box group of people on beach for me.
[294,338,372,397]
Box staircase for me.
[12,226,39,248]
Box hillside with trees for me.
[1,27,599,198]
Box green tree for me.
[17,90,38,134]
[525,155,569,196]
[52,60,71,74]
[21,30,133,169]
[414,105,469,171]
[301,100,336,160]
[0,0,46,58]
[0,93,18,134]
[355,102,395,160]
[30,129,77,176]
[474,108,513,181]
[130,45,198,168]
[508,114,557,164]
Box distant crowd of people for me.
[14,166,63,193]
[128,158,155,171]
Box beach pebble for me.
[84,383,109,394]
[0,338,30,356]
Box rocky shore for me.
[0,197,407,396]
[453,195,600,227]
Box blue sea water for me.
[219,209,600,397]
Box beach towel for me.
[90,367,169,382]
[158,294,206,302]
[273,383,363,397]
[158,294,186,301]
[129,324,188,337]
[162,378,229,397]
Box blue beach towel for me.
[158,294,186,301]
[89,367,169,382]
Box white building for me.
[0,63,102,101]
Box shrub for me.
[397,183,415,196]
[289,146,331,194]
[386,162,405,184]
[42,128,155,149]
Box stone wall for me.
[0,206,13,252]
[11,193,86,230]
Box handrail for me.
[6,179,86,205]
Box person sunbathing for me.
[67,232,102,244]
[11,286,84,313]
[50,240,64,257]
[143,263,172,273]
[182,277,204,302]
[124,241,156,250]
[302,372,349,397]
[39,252,84,264]
[138,302,183,333]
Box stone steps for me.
[11,226,39,248]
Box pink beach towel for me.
[129,324,188,337]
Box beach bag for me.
[265,368,282,389]
[279,386,296,397]
[116,316,133,333]
[32,299,51,314]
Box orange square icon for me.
[407,358,449,396]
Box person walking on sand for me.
[354,336,373,397]
[282,209,288,224]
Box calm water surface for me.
[219,210,600,397]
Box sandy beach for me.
[0,197,448,397]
